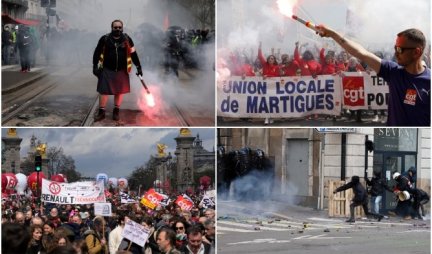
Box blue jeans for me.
[371,195,382,214]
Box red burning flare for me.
[144,92,155,107]
[137,84,164,119]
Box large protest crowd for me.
[219,41,431,123]
[1,186,216,254]
[226,41,431,78]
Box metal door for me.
[286,139,309,197]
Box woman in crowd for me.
[27,224,45,254]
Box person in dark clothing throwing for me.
[391,172,415,219]
[333,175,384,223]
[93,19,143,122]
[364,171,393,214]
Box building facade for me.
[218,128,431,212]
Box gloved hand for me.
[93,65,101,77]
[136,66,143,77]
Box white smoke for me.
[218,0,430,60]
[344,0,431,46]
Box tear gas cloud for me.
[218,0,430,60]
[218,169,300,217]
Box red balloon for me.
[1,174,7,193]
[51,174,65,183]
[186,187,194,195]
[199,176,211,187]
[27,172,46,193]
[3,173,17,190]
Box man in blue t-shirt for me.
[316,26,430,126]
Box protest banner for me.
[120,192,137,204]
[122,220,150,247]
[218,73,389,118]
[218,75,342,118]
[140,188,164,210]
[41,179,105,204]
[175,194,194,211]
[199,195,215,209]
[342,72,389,110]
[94,203,112,216]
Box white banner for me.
[120,192,137,204]
[365,72,389,110]
[199,195,215,209]
[341,72,389,110]
[205,190,215,199]
[94,203,112,217]
[41,179,106,204]
[218,73,389,118]
[218,75,342,118]
[122,220,151,247]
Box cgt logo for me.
[343,76,365,106]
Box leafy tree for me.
[19,146,80,181]
[128,156,159,193]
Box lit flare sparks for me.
[144,92,155,107]
[276,0,299,17]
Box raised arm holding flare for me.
[316,25,430,126]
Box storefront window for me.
[374,128,417,152]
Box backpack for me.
[21,32,32,46]
[82,229,100,252]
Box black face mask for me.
[111,29,123,37]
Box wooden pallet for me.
[328,180,365,218]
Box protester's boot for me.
[113,107,120,121]
[377,215,384,222]
[94,108,105,122]
[346,206,355,223]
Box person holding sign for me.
[83,216,108,254]
[317,26,430,126]
[109,213,129,254]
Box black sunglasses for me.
[175,227,184,230]
[113,26,123,30]
[394,46,416,54]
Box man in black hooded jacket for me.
[364,171,393,214]
[333,175,384,223]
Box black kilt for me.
[97,68,130,95]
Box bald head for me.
[31,216,44,226]
[15,212,25,224]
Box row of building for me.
[217,128,430,213]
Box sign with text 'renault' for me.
[41,179,106,204]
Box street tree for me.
[128,155,159,192]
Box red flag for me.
[163,13,170,31]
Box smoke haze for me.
[218,0,430,58]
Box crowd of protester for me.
[222,41,431,124]
[226,41,431,78]
[1,188,216,254]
